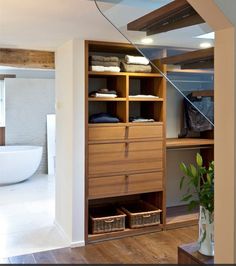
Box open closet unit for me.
[85,40,214,243]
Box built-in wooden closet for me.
[85,40,214,243]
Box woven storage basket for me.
[120,200,162,229]
[90,208,126,234]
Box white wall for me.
[55,40,85,246]
[5,78,55,174]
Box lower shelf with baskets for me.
[88,199,163,243]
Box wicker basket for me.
[120,201,162,229]
[90,208,126,234]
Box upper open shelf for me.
[127,0,205,35]
[161,48,214,69]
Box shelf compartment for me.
[89,101,127,123]
[129,101,163,123]
[166,205,198,230]
[166,138,214,149]
[129,76,164,99]
[89,74,127,98]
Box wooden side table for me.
[178,243,214,264]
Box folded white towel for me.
[129,95,159,98]
[91,65,121,73]
[125,55,150,65]
[93,93,117,98]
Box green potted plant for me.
[180,153,214,256]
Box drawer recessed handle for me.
[143,214,151,218]
[104,219,114,223]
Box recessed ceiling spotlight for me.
[200,42,212,49]
[141,38,153,45]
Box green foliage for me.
[179,153,214,214]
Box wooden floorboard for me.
[4,226,198,264]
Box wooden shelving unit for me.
[85,40,166,244]
[85,40,214,244]
[127,0,205,35]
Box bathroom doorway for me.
[0,68,68,258]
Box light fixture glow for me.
[141,38,153,45]
[200,42,212,49]
[196,32,215,40]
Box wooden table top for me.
[178,242,214,264]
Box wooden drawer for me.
[88,172,163,199]
[89,175,126,199]
[128,125,163,139]
[88,141,163,176]
[88,143,126,176]
[127,172,163,194]
[88,126,126,142]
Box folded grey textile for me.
[89,89,118,97]
[121,62,152,73]
[130,118,155,123]
[90,55,119,63]
[91,60,120,67]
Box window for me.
[0,80,5,127]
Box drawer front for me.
[128,141,163,159]
[89,141,163,176]
[127,172,163,194]
[128,125,163,139]
[89,126,126,141]
[89,175,126,199]
[88,172,163,199]
[89,143,126,176]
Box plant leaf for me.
[182,194,192,202]
[190,164,197,178]
[207,173,211,184]
[180,176,185,190]
[196,153,203,167]
[180,162,188,175]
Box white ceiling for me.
[0,0,214,51]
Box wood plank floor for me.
[2,226,198,264]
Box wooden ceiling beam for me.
[0,49,55,69]
[161,47,214,64]
[127,0,205,35]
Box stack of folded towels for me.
[90,55,120,72]
[89,88,117,98]
[121,55,152,73]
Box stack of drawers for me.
[88,124,164,199]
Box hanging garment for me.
[180,93,214,136]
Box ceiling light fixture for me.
[141,38,153,45]
[200,42,212,49]
[196,32,215,40]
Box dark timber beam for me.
[0,49,55,69]
[127,0,205,35]
[160,47,214,69]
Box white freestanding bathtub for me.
[0,146,43,185]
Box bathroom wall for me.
[5,78,55,174]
